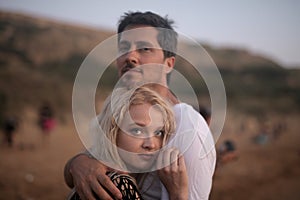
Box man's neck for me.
[147,84,179,105]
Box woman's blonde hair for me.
[90,86,175,172]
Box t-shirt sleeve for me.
[161,103,216,200]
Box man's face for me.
[116,26,174,85]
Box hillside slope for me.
[0,10,299,122]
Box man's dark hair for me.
[117,11,178,58]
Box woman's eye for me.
[129,128,143,136]
[155,130,165,137]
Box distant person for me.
[253,124,269,145]
[271,120,287,140]
[217,139,238,168]
[38,103,56,137]
[2,116,18,147]
[198,106,211,125]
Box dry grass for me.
[1,108,300,200]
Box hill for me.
[0,11,115,122]
[0,10,299,122]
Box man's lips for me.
[121,66,143,75]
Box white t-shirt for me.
[141,103,216,200]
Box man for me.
[65,11,216,200]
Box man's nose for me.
[125,50,139,65]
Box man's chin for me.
[120,77,144,89]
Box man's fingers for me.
[67,154,122,200]
[97,174,122,200]
[76,184,96,200]
[91,183,113,200]
[108,167,128,175]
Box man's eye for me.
[118,44,130,53]
[139,47,152,52]
[119,47,128,53]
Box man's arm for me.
[64,153,122,200]
[64,153,82,188]
[171,104,216,200]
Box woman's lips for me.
[138,153,156,161]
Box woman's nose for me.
[142,137,156,150]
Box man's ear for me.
[165,56,175,73]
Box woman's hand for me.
[157,148,188,200]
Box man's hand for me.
[64,153,122,200]
[157,148,188,200]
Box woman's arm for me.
[157,148,188,200]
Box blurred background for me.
[0,0,299,199]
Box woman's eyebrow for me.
[127,122,147,127]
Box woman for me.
[70,86,188,200]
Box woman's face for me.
[116,103,165,171]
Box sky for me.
[0,0,299,68]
